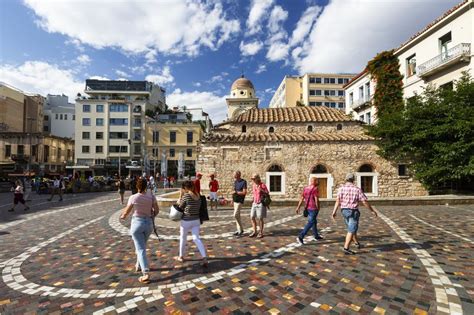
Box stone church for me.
[197,76,427,199]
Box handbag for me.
[199,195,209,223]
[169,204,184,221]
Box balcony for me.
[418,43,471,78]
[350,97,372,112]
[10,154,29,162]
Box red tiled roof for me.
[202,132,373,143]
[228,106,353,124]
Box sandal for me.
[135,265,141,273]
[138,274,150,283]
[202,258,209,268]
[176,256,185,263]
[249,231,257,238]
[257,233,264,239]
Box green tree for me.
[369,73,474,192]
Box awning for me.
[8,172,35,177]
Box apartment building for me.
[0,132,74,176]
[74,79,166,177]
[146,111,204,178]
[0,82,44,133]
[269,73,355,110]
[346,0,473,123]
[43,94,75,138]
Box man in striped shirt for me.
[332,173,378,255]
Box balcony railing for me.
[418,43,471,77]
[350,96,372,111]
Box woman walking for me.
[295,177,323,245]
[249,174,269,238]
[120,177,159,283]
[117,177,126,205]
[177,181,208,267]
[9,180,30,212]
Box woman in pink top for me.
[249,174,269,238]
[295,177,322,245]
[120,177,159,283]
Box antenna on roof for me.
[241,68,244,78]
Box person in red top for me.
[208,174,219,211]
[332,173,378,255]
[193,172,202,195]
[295,177,322,245]
[249,174,269,238]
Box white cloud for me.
[76,54,91,65]
[145,66,174,86]
[193,82,202,87]
[65,38,85,52]
[295,0,460,73]
[89,75,109,81]
[266,41,289,62]
[167,89,228,124]
[144,50,157,64]
[255,64,267,74]
[24,0,240,57]
[268,5,288,33]
[239,40,263,56]
[289,6,321,47]
[247,0,274,35]
[115,69,131,78]
[265,5,289,62]
[0,61,83,101]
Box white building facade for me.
[345,0,473,123]
[43,94,75,138]
[74,80,165,177]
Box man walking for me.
[232,171,247,236]
[48,176,63,201]
[193,172,202,195]
[208,174,219,211]
[331,173,378,254]
[295,177,323,245]
[249,174,269,238]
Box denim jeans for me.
[130,216,153,273]
[341,208,360,233]
[299,209,320,238]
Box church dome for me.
[231,75,254,90]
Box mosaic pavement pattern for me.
[0,191,473,314]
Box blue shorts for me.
[342,208,360,233]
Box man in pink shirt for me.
[249,174,269,238]
[332,173,378,255]
[295,177,322,245]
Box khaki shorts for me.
[250,203,267,219]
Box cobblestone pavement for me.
[0,192,473,314]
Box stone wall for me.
[197,140,427,200]
[224,121,362,135]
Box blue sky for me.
[0,0,460,123]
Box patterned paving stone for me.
[0,194,473,314]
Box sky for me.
[0,0,461,123]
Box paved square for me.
[0,192,473,314]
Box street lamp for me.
[118,139,131,178]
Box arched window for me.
[268,126,275,133]
[266,164,285,194]
[267,164,283,172]
[358,164,373,172]
[336,124,342,130]
[311,164,327,174]
[241,125,247,133]
[307,125,313,132]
